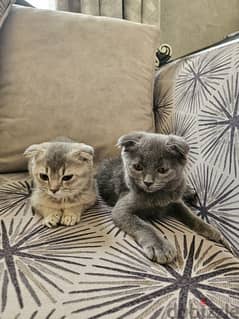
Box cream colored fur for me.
[24,140,96,227]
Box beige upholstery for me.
[160,0,239,58]
[0,5,159,172]
[0,0,14,28]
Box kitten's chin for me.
[48,189,80,199]
[145,189,157,193]
[144,188,160,193]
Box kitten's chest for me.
[135,194,170,220]
[32,191,82,209]
[138,193,171,209]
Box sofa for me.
[0,4,239,319]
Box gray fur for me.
[97,132,231,264]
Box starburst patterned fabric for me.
[0,175,238,318]
[154,40,239,254]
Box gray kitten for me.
[24,138,96,227]
[97,132,231,264]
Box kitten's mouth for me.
[48,191,63,198]
[140,184,163,193]
[141,185,157,193]
[145,188,157,193]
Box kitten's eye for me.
[39,173,49,181]
[157,167,169,174]
[62,175,73,181]
[133,164,143,171]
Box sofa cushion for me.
[0,5,159,172]
[0,173,238,317]
[154,38,239,256]
[0,0,14,28]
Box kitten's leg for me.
[34,205,62,228]
[61,193,96,226]
[168,200,233,252]
[61,206,83,226]
[112,194,177,264]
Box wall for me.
[160,0,239,58]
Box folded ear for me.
[24,144,43,158]
[70,143,94,161]
[78,151,93,161]
[166,135,189,161]
[117,132,145,152]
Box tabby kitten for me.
[97,132,231,264]
[24,139,96,227]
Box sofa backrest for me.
[0,5,159,172]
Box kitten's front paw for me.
[43,212,61,228]
[61,212,81,226]
[142,238,177,264]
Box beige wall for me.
[160,0,239,58]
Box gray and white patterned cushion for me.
[154,38,239,256]
[0,176,238,318]
[0,0,14,28]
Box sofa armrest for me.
[153,38,239,254]
[153,62,175,133]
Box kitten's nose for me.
[50,188,59,194]
[144,181,153,187]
